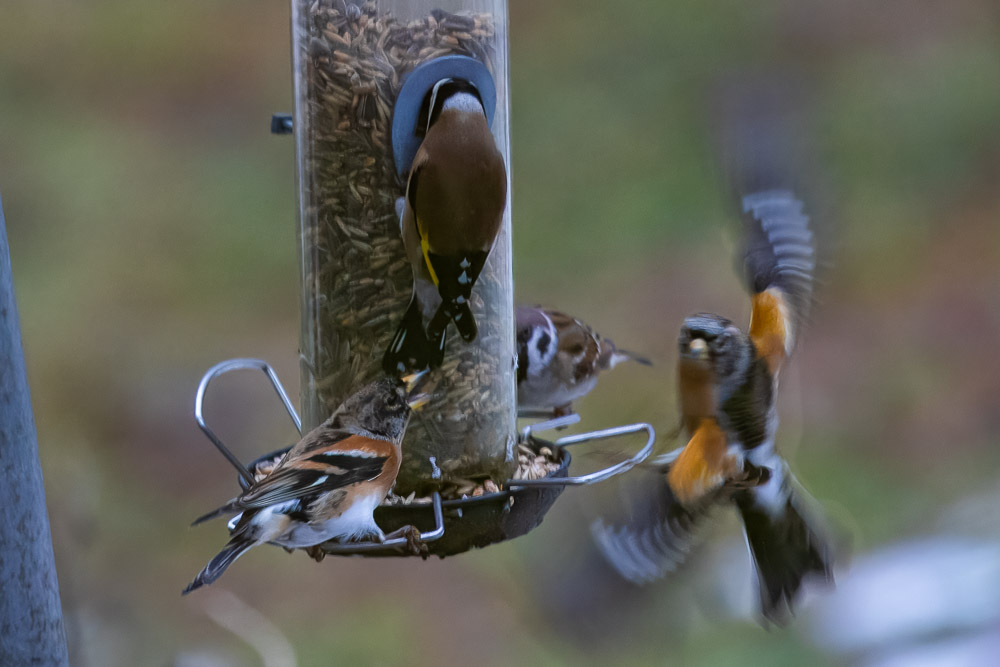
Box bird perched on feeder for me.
[383,77,507,375]
[591,187,836,623]
[516,305,652,417]
[183,373,429,594]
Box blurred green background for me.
[3,0,1000,665]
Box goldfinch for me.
[516,305,651,416]
[383,77,507,374]
[592,188,835,623]
[183,373,428,594]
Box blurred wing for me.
[236,433,389,509]
[741,190,815,374]
[591,466,712,584]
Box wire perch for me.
[194,358,655,557]
[194,358,444,554]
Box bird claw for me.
[552,404,576,427]
[305,545,327,562]
[385,524,429,559]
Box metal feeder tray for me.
[195,359,655,558]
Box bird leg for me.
[384,524,429,559]
[552,403,576,427]
[304,545,327,562]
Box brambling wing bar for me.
[237,451,389,509]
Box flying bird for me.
[592,187,835,623]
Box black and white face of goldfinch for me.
[183,374,428,594]
[383,78,507,375]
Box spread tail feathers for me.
[427,300,477,343]
[182,535,256,595]
[424,250,487,344]
[735,474,836,624]
[383,294,439,374]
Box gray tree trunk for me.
[0,194,69,665]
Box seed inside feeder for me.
[248,438,562,505]
[293,0,516,495]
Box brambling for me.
[383,77,507,375]
[183,372,429,594]
[516,305,651,417]
[593,188,835,623]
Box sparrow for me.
[516,305,651,417]
[383,77,507,375]
[592,188,835,623]
[183,372,429,594]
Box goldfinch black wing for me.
[741,189,815,374]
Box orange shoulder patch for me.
[749,288,791,374]
[666,419,738,506]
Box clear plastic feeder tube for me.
[292,0,515,494]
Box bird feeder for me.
[292,0,515,495]
[191,0,656,559]
[194,359,655,558]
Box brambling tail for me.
[735,464,836,624]
[183,534,256,595]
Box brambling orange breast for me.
[383,77,507,375]
[183,372,428,594]
[516,306,651,417]
[593,188,835,623]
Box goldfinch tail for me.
[449,301,478,342]
[384,294,438,374]
[182,536,256,595]
[424,250,488,344]
[426,298,476,353]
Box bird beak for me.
[406,393,431,411]
[684,338,710,361]
[401,369,429,393]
